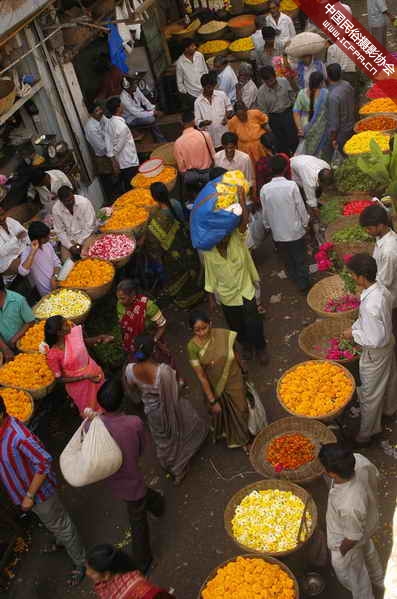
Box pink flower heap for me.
[314,242,334,271]
[324,295,360,313]
[88,234,135,261]
[326,338,359,361]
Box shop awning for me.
[0,0,52,43]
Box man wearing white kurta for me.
[31,168,73,216]
[319,444,383,599]
[0,208,29,275]
[194,73,233,150]
[344,253,397,443]
[214,56,238,104]
[53,186,96,260]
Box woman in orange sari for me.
[43,316,113,416]
[228,101,270,165]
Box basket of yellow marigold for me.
[112,188,158,211]
[33,289,92,325]
[131,165,177,193]
[0,387,34,423]
[0,353,55,400]
[100,205,150,236]
[198,39,230,58]
[229,36,255,60]
[17,321,46,353]
[59,258,115,301]
[277,360,355,422]
[249,416,336,484]
[224,479,318,557]
[199,554,299,599]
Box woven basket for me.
[0,380,56,401]
[0,79,16,115]
[172,18,201,39]
[325,215,375,259]
[224,479,318,557]
[228,15,256,37]
[198,22,229,41]
[353,115,397,134]
[249,417,336,483]
[307,275,360,319]
[298,317,359,364]
[86,233,136,269]
[200,45,230,59]
[33,289,92,325]
[244,0,268,12]
[150,143,177,168]
[61,258,116,301]
[229,49,253,60]
[276,360,356,422]
[198,554,299,599]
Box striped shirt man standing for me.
[0,399,86,586]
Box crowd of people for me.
[1,0,397,598]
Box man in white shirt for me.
[18,221,61,297]
[236,63,258,109]
[319,443,383,599]
[53,186,96,260]
[251,15,268,67]
[120,78,166,142]
[195,73,233,149]
[176,38,208,111]
[31,168,73,216]
[214,55,238,104]
[367,0,395,46]
[266,0,296,53]
[290,155,332,209]
[84,101,115,204]
[343,254,397,444]
[215,132,254,189]
[260,155,310,291]
[0,207,29,275]
[105,97,139,193]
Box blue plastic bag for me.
[108,24,128,74]
[190,177,240,251]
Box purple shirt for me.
[100,413,146,501]
[18,242,61,297]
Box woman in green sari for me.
[293,72,329,159]
[144,183,204,309]
[187,310,250,451]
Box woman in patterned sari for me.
[87,544,173,599]
[144,182,204,309]
[187,310,250,452]
[293,71,329,159]
[116,278,175,369]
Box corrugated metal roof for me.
[0,0,51,40]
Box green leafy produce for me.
[332,225,372,243]
[85,294,125,371]
[357,138,390,183]
[335,156,384,193]
[320,197,344,224]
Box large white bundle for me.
[60,417,123,487]
[286,32,326,58]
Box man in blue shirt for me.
[0,277,35,361]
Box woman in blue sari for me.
[293,71,329,159]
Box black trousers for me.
[268,109,298,155]
[120,165,139,193]
[276,236,310,291]
[179,92,196,111]
[222,297,266,351]
[125,488,165,572]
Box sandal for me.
[67,565,86,587]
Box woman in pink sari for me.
[43,316,113,416]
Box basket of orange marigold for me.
[0,354,55,400]
[100,205,150,236]
[0,387,34,422]
[17,321,46,353]
[199,554,299,599]
[277,360,355,421]
[59,258,115,300]
[131,166,177,192]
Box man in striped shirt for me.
[0,396,86,586]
